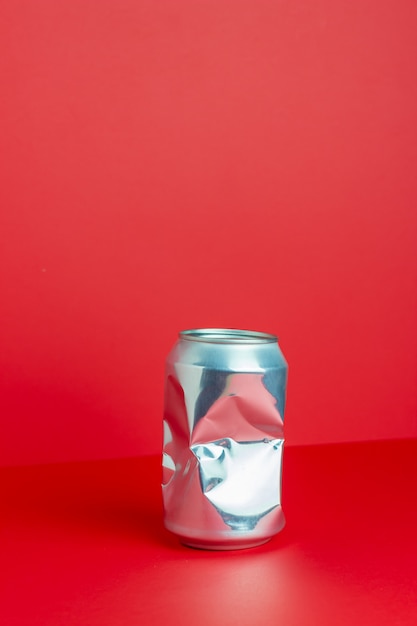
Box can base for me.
[179,536,272,551]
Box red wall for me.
[1,0,416,466]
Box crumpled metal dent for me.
[163,371,285,541]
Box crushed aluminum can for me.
[162,328,288,550]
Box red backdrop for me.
[1,0,416,466]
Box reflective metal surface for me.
[162,329,288,550]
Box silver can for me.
[162,328,288,550]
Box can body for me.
[162,328,288,550]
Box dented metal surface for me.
[162,329,288,550]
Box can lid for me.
[179,328,277,344]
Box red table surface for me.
[1,440,416,625]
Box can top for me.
[179,328,277,344]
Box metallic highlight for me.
[162,328,288,550]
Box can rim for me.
[179,328,278,344]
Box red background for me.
[2,442,417,625]
[1,0,417,466]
